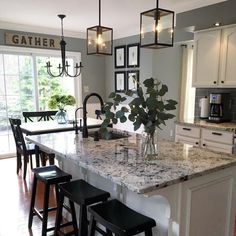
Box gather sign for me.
[5,32,61,49]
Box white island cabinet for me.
[27,131,236,236]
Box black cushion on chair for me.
[89,199,156,235]
[59,179,110,205]
[32,165,72,184]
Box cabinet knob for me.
[213,81,217,84]
[195,142,199,145]
[203,143,206,147]
[221,81,224,84]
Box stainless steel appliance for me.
[208,93,231,123]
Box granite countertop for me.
[176,120,236,132]
[26,130,236,194]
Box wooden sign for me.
[5,32,61,49]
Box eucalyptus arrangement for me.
[100,77,177,156]
[48,94,76,110]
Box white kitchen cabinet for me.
[175,124,201,146]
[192,29,221,87]
[220,26,236,86]
[192,25,236,87]
[201,128,234,154]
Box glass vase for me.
[141,131,158,158]
[56,109,68,124]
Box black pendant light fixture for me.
[87,0,113,55]
[140,0,174,49]
[46,14,83,77]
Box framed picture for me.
[115,45,126,68]
[127,43,140,68]
[127,70,139,91]
[115,71,126,92]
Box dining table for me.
[21,117,103,135]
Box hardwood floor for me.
[0,157,236,236]
[0,157,60,236]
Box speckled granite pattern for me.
[27,131,236,194]
[176,120,236,132]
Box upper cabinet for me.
[192,25,236,87]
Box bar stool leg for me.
[88,215,96,236]
[35,145,40,167]
[79,204,88,236]
[69,200,78,235]
[41,183,50,236]
[28,175,38,228]
[54,194,64,236]
[145,229,153,236]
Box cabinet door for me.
[192,30,221,87]
[220,26,236,86]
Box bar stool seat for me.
[28,165,72,236]
[88,199,156,236]
[54,179,110,236]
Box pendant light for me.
[46,14,83,77]
[140,0,174,49]
[87,0,113,55]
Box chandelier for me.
[87,0,113,55]
[46,14,83,77]
[140,0,174,49]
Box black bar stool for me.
[88,199,156,236]
[28,165,72,236]
[54,179,110,236]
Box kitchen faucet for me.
[82,93,104,138]
[74,107,83,134]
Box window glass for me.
[4,54,19,75]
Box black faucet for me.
[82,93,104,138]
[74,107,83,134]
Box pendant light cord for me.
[61,17,64,39]
[99,0,101,26]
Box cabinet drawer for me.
[175,135,200,147]
[202,128,234,145]
[175,125,201,138]
[201,140,233,154]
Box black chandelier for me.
[87,0,113,55]
[140,0,174,49]
[46,14,83,77]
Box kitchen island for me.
[27,130,236,236]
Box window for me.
[0,46,82,157]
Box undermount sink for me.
[88,131,130,140]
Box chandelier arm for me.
[66,67,82,77]
[46,66,65,78]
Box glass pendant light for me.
[140,0,174,49]
[87,0,113,55]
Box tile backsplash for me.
[195,88,236,122]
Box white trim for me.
[0,21,86,39]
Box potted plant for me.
[100,77,177,157]
[48,94,76,124]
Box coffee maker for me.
[208,93,231,123]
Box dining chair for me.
[9,118,38,179]
[22,111,57,123]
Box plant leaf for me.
[143,78,154,88]
[158,84,168,96]
[108,92,116,98]
[120,116,127,123]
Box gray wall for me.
[0,29,106,102]
[105,35,183,140]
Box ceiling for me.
[0,0,227,39]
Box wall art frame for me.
[114,45,126,68]
[127,43,140,68]
[127,70,139,91]
[115,71,126,92]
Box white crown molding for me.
[0,21,86,39]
